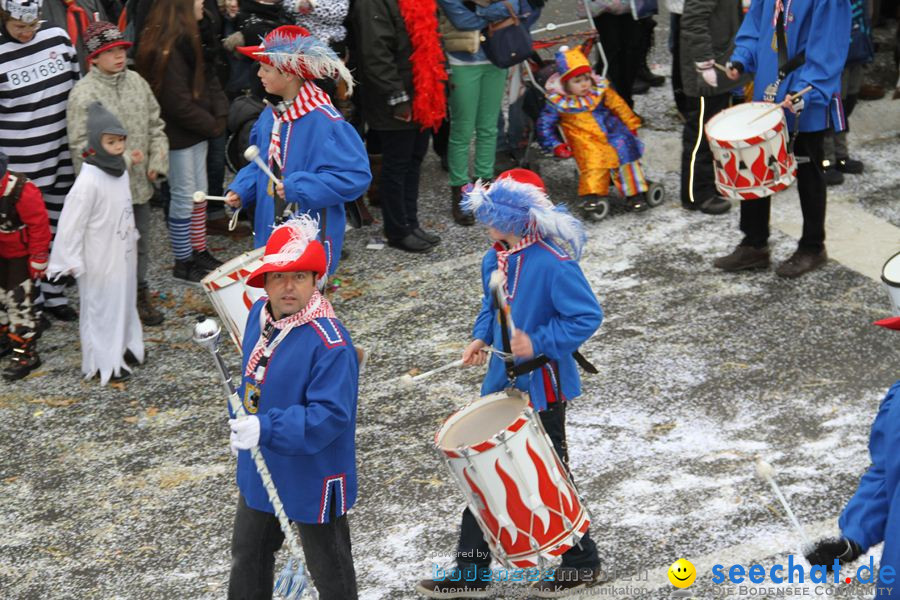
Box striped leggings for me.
[168,142,209,261]
[579,160,649,198]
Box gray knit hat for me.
[84,101,128,177]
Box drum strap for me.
[765,12,806,102]
[493,288,599,382]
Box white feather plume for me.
[265,213,320,266]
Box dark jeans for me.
[456,401,600,573]
[228,494,358,600]
[680,93,731,205]
[207,133,227,219]
[593,13,644,107]
[739,130,827,250]
[375,128,430,241]
[669,13,689,116]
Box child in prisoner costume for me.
[48,102,143,385]
[227,215,359,599]
[0,0,80,322]
[537,46,648,213]
[66,21,168,327]
[225,25,371,277]
[805,316,900,599]
[416,169,605,599]
[0,151,51,381]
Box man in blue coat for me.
[225,25,371,277]
[715,0,851,278]
[805,316,900,598]
[226,215,360,599]
[416,170,604,599]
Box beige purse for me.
[438,7,481,54]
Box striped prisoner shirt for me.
[0,26,79,226]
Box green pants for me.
[447,63,507,186]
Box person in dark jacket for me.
[352,0,446,253]
[136,0,229,284]
[678,0,745,216]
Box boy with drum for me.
[716,0,850,278]
[224,25,370,278]
[416,169,604,599]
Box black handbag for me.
[481,1,533,69]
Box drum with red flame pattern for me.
[201,248,266,353]
[435,390,591,568]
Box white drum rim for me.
[202,247,265,291]
[706,101,783,142]
[435,390,530,452]
[882,250,900,288]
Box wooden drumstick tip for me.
[193,191,206,203]
[399,374,415,388]
[755,458,776,480]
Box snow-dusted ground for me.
[2,3,899,599]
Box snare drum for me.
[882,250,900,315]
[201,248,266,351]
[705,102,797,200]
[435,390,591,568]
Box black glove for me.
[805,537,863,571]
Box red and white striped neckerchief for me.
[495,231,540,299]
[244,290,336,380]
[268,81,334,173]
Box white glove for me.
[695,60,718,88]
[229,431,239,457]
[229,416,260,451]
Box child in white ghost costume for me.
[48,101,143,384]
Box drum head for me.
[882,250,900,287]
[437,392,529,450]
[706,102,783,142]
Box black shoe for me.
[631,77,651,95]
[637,64,665,87]
[824,166,844,186]
[124,349,143,367]
[411,227,441,246]
[415,577,489,599]
[835,157,864,174]
[683,196,732,215]
[775,248,828,278]
[3,351,41,381]
[0,334,11,359]
[192,250,223,272]
[451,186,475,226]
[530,566,608,598]
[109,370,131,383]
[38,313,51,333]
[137,287,164,327]
[46,304,78,322]
[627,193,648,212]
[387,234,434,253]
[173,259,206,285]
[713,245,771,271]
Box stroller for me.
[512,14,665,221]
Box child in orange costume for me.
[537,46,648,211]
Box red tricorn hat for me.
[246,214,326,288]
[237,25,354,92]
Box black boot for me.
[137,287,164,326]
[173,259,206,285]
[192,249,223,272]
[0,327,11,359]
[3,336,41,381]
[451,185,475,226]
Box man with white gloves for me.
[226,215,360,600]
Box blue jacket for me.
[227,104,371,275]
[730,0,851,132]
[438,0,524,63]
[472,239,603,411]
[234,300,359,524]
[839,381,900,597]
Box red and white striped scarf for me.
[245,290,336,379]
[268,81,334,173]
[495,231,540,299]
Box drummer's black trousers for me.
[455,401,601,575]
[739,130,827,251]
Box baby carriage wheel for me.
[646,182,666,207]
[583,198,609,221]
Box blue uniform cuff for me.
[257,413,273,447]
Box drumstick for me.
[243,145,281,186]
[713,62,730,73]
[748,85,814,124]
[399,359,464,387]
[488,270,517,335]
[192,191,230,203]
